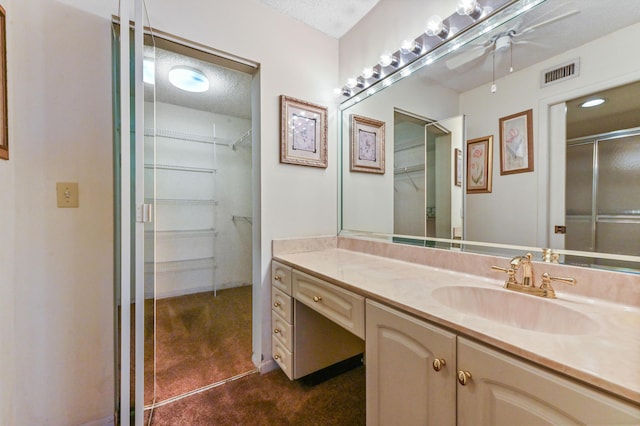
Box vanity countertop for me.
[274,245,640,405]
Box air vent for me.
[541,59,580,88]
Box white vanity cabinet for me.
[270,261,365,380]
[366,300,456,426]
[457,337,640,425]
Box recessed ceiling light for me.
[580,98,605,108]
[168,66,209,93]
[143,59,155,85]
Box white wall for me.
[7,0,115,424]
[460,23,640,246]
[3,0,339,424]
[0,3,15,424]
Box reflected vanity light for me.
[400,38,422,55]
[379,52,399,68]
[581,98,606,108]
[168,66,209,92]
[425,15,450,39]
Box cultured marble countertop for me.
[274,247,640,405]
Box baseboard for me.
[147,281,251,299]
[259,359,278,374]
[81,415,115,426]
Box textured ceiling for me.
[144,46,253,119]
[259,0,381,38]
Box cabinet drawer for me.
[271,261,292,295]
[271,286,293,322]
[271,311,293,351]
[272,336,294,380]
[292,270,365,339]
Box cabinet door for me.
[366,300,456,426]
[457,337,640,425]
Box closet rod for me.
[231,129,252,150]
[144,163,217,173]
[232,215,253,225]
[145,128,231,146]
[394,164,425,175]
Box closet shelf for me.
[231,129,252,151]
[147,198,218,205]
[145,128,231,147]
[145,229,217,238]
[232,215,253,225]
[144,163,217,174]
[145,257,216,273]
[394,164,425,175]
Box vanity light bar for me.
[337,0,547,108]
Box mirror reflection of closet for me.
[393,111,463,240]
[143,36,256,410]
[565,81,640,270]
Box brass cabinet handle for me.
[432,358,446,372]
[312,295,323,302]
[457,370,472,385]
[274,354,281,360]
[273,328,281,334]
[273,302,281,308]
[274,275,282,281]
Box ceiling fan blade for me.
[515,9,580,38]
[446,44,491,70]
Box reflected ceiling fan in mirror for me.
[446,8,580,91]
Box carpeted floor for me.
[146,365,366,425]
[144,285,255,405]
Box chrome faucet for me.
[492,253,577,299]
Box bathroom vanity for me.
[271,236,640,425]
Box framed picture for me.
[0,6,7,161]
[280,95,328,168]
[499,109,533,175]
[454,148,462,187]
[350,114,385,174]
[466,135,493,194]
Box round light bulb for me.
[346,77,358,89]
[333,88,343,97]
[379,52,398,67]
[400,38,421,55]
[362,67,374,79]
[425,15,448,38]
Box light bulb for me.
[456,0,483,20]
[362,67,377,79]
[581,98,605,108]
[346,77,358,89]
[425,15,449,39]
[400,38,422,55]
[333,88,343,97]
[379,52,398,68]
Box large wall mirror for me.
[340,0,640,272]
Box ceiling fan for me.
[445,9,580,71]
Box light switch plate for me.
[56,182,79,208]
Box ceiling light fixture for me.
[168,66,209,93]
[143,59,155,85]
[580,98,605,108]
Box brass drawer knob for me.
[457,370,472,386]
[273,302,281,308]
[432,358,446,372]
[312,295,323,302]
[274,275,282,281]
[273,328,281,334]
[274,354,281,360]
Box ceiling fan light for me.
[581,98,605,108]
[168,66,209,92]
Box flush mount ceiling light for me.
[168,66,209,92]
[143,59,155,85]
[581,98,605,108]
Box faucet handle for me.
[491,265,518,285]
[540,272,577,290]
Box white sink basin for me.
[431,286,598,335]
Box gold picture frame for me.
[280,95,328,168]
[466,135,493,194]
[350,114,385,174]
[0,6,7,161]
[499,109,533,175]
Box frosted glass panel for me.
[597,222,640,256]
[566,217,593,252]
[566,143,593,215]
[597,135,640,215]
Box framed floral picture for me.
[454,148,462,187]
[466,136,493,194]
[280,95,328,168]
[499,109,533,175]
[350,114,385,174]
